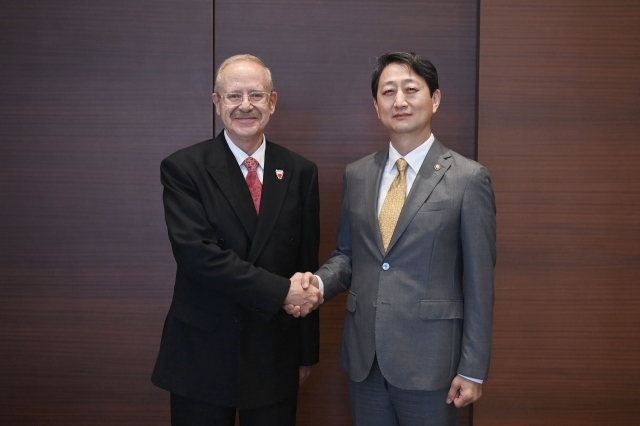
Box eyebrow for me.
[381,78,420,86]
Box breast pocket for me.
[417,198,453,212]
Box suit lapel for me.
[367,149,388,256]
[247,141,291,263]
[385,139,452,253]
[205,133,258,239]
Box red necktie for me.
[243,157,262,214]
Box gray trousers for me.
[349,357,458,426]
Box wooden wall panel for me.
[0,1,213,424]
[215,1,479,424]
[476,1,640,424]
[0,0,481,423]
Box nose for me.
[239,95,253,110]
[394,92,408,108]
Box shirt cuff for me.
[458,374,483,384]
[314,275,324,295]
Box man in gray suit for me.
[287,52,496,425]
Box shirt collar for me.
[224,130,266,169]
[387,133,435,172]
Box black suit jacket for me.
[151,131,320,409]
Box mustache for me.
[231,110,261,119]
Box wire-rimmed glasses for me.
[216,91,272,106]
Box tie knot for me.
[396,158,408,175]
[243,157,259,172]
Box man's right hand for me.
[283,272,323,318]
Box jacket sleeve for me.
[316,169,353,301]
[456,165,497,380]
[161,155,290,319]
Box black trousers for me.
[170,393,298,426]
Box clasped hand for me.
[283,272,323,317]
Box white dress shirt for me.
[224,130,266,183]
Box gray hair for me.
[214,54,274,93]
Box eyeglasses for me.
[216,91,272,106]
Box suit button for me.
[382,263,390,270]
[217,238,225,247]
[289,238,296,246]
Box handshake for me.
[283,272,323,317]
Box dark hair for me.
[371,52,439,98]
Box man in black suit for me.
[151,54,323,426]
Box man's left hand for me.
[299,366,311,386]
[446,375,482,407]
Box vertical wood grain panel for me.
[215,1,479,424]
[0,1,213,424]
[476,1,640,424]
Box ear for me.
[269,91,278,115]
[212,93,221,116]
[432,89,441,113]
[373,98,380,119]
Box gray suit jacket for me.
[317,139,496,391]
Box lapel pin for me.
[434,164,442,171]
[276,169,284,180]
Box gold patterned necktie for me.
[379,158,409,251]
